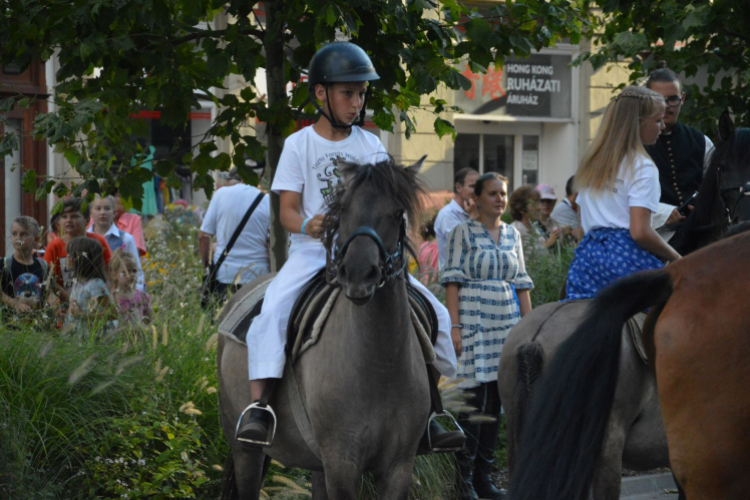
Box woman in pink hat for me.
[535,183,560,235]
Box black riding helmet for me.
[307,42,380,129]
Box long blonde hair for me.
[577,85,665,191]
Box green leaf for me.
[64,148,81,167]
[0,97,14,113]
[21,170,37,193]
[35,180,56,200]
[434,117,456,140]
[325,5,338,27]
[17,97,30,108]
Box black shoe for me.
[473,469,506,500]
[458,479,480,500]
[418,418,466,453]
[236,408,272,445]
[456,453,479,500]
[430,418,466,449]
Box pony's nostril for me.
[338,265,348,281]
[365,266,379,283]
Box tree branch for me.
[171,27,264,46]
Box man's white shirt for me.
[200,184,271,284]
[435,199,471,270]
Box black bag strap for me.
[210,192,265,276]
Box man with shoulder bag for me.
[199,167,270,309]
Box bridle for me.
[326,219,408,288]
[716,165,750,225]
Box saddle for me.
[218,270,438,364]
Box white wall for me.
[540,122,578,200]
[4,120,22,255]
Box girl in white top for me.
[565,85,681,301]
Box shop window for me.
[484,135,514,184]
[453,134,480,173]
[521,135,539,185]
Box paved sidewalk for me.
[620,473,679,499]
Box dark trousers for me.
[202,282,243,312]
[456,381,502,471]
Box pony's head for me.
[322,155,427,304]
[671,111,750,253]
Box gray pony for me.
[218,156,457,499]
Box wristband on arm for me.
[301,218,311,235]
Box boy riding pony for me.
[237,42,464,452]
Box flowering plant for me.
[86,398,210,499]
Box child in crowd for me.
[89,195,145,290]
[63,237,118,337]
[45,198,112,302]
[1,216,49,315]
[109,249,152,327]
[417,215,440,285]
[113,193,147,256]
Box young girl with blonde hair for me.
[565,85,681,301]
[109,249,152,327]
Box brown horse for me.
[509,228,750,500]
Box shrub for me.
[86,398,210,498]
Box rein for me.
[717,165,750,225]
[326,219,408,287]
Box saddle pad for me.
[626,312,648,365]
[218,277,273,346]
[218,268,438,366]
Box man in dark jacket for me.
[645,64,714,222]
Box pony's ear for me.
[335,156,359,186]
[719,109,735,142]
[406,155,427,175]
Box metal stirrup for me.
[235,402,278,447]
[426,410,464,453]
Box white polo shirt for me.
[200,184,271,285]
[435,199,471,270]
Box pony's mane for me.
[670,126,750,254]
[322,156,427,254]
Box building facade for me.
[1,61,49,255]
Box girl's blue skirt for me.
[564,228,664,302]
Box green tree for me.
[1,0,587,266]
[580,0,750,137]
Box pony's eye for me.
[393,210,405,220]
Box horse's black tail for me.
[221,451,239,500]
[507,341,545,475]
[509,269,673,500]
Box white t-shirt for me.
[200,184,271,284]
[434,199,471,270]
[578,154,660,233]
[271,125,387,250]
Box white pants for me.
[247,242,457,379]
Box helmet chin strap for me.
[311,85,370,129]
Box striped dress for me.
[441,220,534,383]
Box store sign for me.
[455,54,572,119]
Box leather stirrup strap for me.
[258,378,276,408]
[427,366,444,415]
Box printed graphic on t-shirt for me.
[14,273,43,308]
[312,152,358,206]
